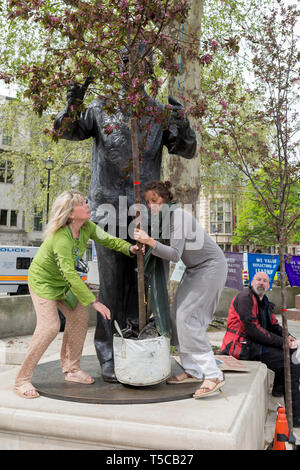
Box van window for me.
[16,257,31,270]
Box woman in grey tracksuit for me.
[134,181,228,398]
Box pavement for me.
[0,316,299,450]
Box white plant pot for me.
[113,321,171,386]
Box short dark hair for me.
[144,180,174,202]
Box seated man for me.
[220,271,300,428]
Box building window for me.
[33,208,43,231]
[16,257,31,270]
[0,159,6,182]
[0,158,14,184]
[85,246,92,262]
[0,209,8,225]
[2,132,12,146]
[210,199,232,234]
[10,210,18,226]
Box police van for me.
[0,246,38,295]
[0,245,88,295]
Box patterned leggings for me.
[15,287,89,387]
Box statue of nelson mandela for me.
[54,50,197,382]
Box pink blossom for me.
[128,94,135,104]
[219,100,228,109]
[200,54,213,65]
[105,124,119,135]
[120,0,129,8]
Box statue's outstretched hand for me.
[168,96,183,108]
[168,95,189,128]
[66,77,93,106]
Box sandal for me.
[193,378,225,399]
[65,370,95,384]
[14,383,40,399]
[167,372,202,385]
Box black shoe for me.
[102,372,118,383]
[271,385,284,397]
[101,360,118,383]
[293,416,300,428]
[272,389,284,397]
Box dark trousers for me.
[260,346,300,420]
[93,242,139,366]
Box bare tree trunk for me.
[163,0,204,207]
[130,115,147,331]
[279,241,293,432]
[164,1,204,308]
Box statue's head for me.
[119,42,154,77]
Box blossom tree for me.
[1,0,207,330]
[200,0,300,432]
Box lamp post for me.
[44,157,54,223]
[214,227,219,246]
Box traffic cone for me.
[273,406,289,450]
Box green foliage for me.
[233,177,300,247]
[200,0,300,248]
[198,0,271,194]
[0,98,91,229]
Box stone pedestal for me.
[0,359,268,450]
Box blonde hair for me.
[44,190,85,237]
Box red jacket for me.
[220,287,283,359]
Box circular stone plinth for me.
[32,355,201,404]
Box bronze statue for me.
[54,65,197,382]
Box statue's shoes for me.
[101,361,118,383]
[102,371,118,383]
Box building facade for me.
[0,94,45,246]
[198,191,300,255]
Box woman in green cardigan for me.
[14,190,142,399]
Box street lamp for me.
[214,226,219,245]
[44,157,54,223]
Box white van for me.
[0,246,39,295]
[0,245,88,295]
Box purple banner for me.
[225,252,243,291]
[285,255,300,287]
